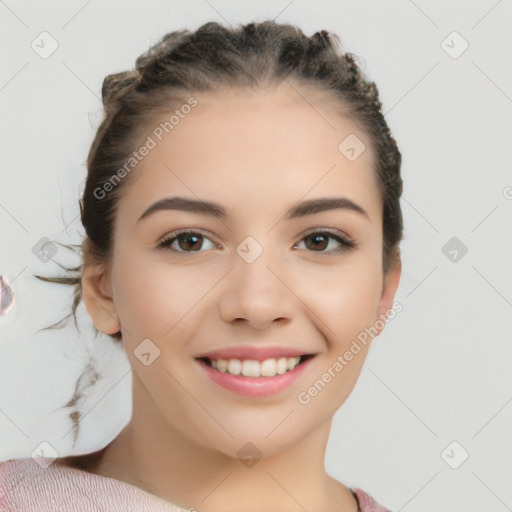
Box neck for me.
[92,376,358,512]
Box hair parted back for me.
[34,20,403,443]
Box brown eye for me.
[295,230,356,255]
[304,233,330,251]
[158,231,217,253]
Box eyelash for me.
[157,228,357,256]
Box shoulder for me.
[0,456,182,511]
[352,487,392,512]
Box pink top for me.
[0,456,391,511]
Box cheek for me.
[296,269,381,415]
[111,249,218,336]
[299,258,383,338]
[331,276,381,332]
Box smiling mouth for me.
[197,354,315,378]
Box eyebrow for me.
[137,196,370,222]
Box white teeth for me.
[207,356,302,377]
[216,359,228,373]
[242,360,260,377]
[260,358,276,377]
[276,357,288,375]
[286,357,297,371]
[227,359,242,375]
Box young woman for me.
[0,20,403,511]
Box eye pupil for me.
[179,234,202,251]
[306,233,328,251]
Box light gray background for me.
[1,1,512,510]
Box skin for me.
[75,81,401,512]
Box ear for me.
[376,253,402,334]
[81,264,120,336]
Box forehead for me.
[118,83,381,223]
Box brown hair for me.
[35,20,403,444]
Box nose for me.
[218,250,296,330]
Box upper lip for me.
[196,345,316,362]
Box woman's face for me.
[84,82,401,459]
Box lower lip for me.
[196,358,314,398]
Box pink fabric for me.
[0,457,183,512]
[0,456,391,511]
[352,487,391,512]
